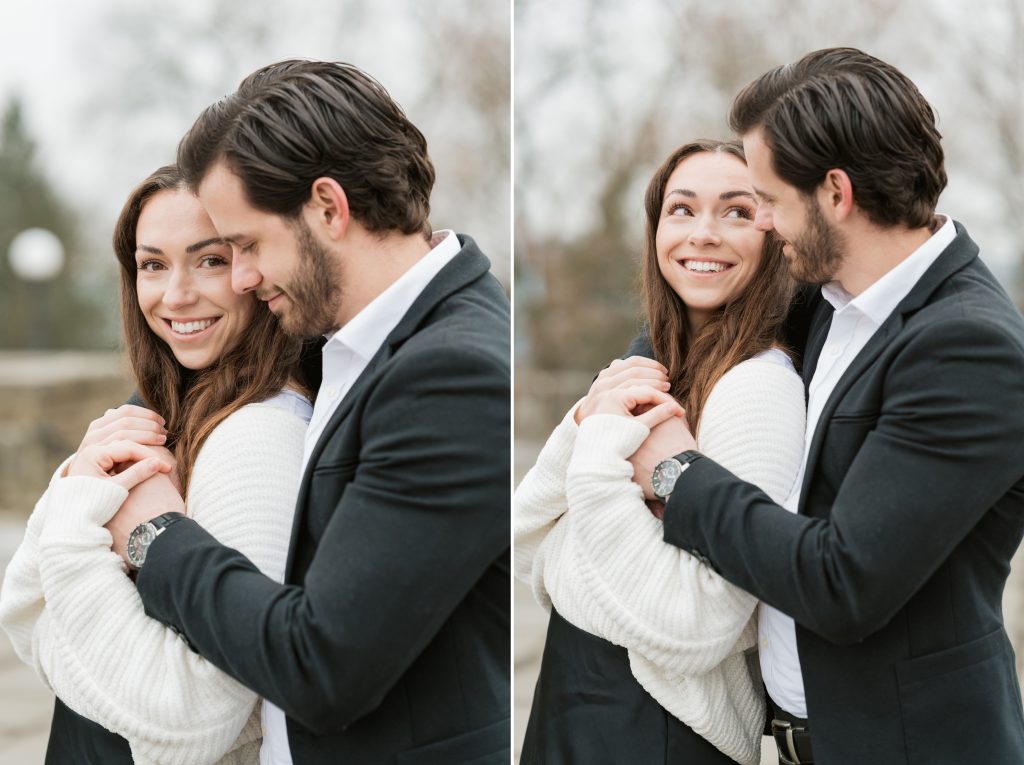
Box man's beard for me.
[279,219,344,338]
[787,197,846,284]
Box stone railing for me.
[0,352,134,516]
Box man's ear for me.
[306,177,350,240]
[817,168,854,223]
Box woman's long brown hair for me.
[113,165,307,493]
[640,140,794,433]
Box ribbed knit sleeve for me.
[535,353,806,765]
[554,414,756,673]
[697,354,806,506]
[512,401,580,608]
[27,401,308,765]
[0,460,69,673]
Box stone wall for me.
[0,352,134,515]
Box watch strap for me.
[674,450,702,468]
[150,511,187,532]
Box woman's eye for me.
[137,260,163,272]
[725,206,754,220]
[199,255,229,268]
[667,203,693,217]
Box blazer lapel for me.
[801,300,835,393]
[796,222,979,512]
[284,235,493,578]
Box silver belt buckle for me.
[771,719,802,765]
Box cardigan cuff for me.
[574,414,649,462]
[42,477,128,541]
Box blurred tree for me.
[0,97,108,349]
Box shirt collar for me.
[324,229,460,364]
[820,215,955,324]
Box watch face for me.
[127,523,156,568]
[652,458,683,500]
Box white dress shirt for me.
[759,216,956,718]
[261,230,462,765]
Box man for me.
[105,60,510,764]
[621,48,1024,764]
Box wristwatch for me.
[651,450,703,503]
[126,512,187,570]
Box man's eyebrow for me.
[186,238,226,253]
[753,187,775,202]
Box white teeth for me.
[683,260,728,273]
[170,319,216,334]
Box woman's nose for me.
[162,270,198,309]
[687,215,721,246]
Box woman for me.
[0,165,313,765]
[514,140,806,765]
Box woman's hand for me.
[77,405,168,450]
[575,357,671,424]
[65,405,168,477]
[587,385,685,429]
[67,440,175,492]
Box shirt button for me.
[326,386,339,398]
[827,344,841,356]
[761,638,769,648]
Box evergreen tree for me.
[0,97,109,349]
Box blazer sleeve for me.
[30,404,307,765]
[664,317,1024,643]
[544,358,805,675]
[136,343,510,735]
[512,403,580,608]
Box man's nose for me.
[754,204,774,232]
[231,258,261,295]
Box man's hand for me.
[629,416,698,500]
[575,357,671,424]
[106,473,185,566]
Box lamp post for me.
[8,227,65,349]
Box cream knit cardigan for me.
[0,392,310,765]
[514,349,806,765]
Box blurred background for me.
[514,0,1024,761]
[0,0,509,757]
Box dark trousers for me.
[521,608,734,764]
[45,697,132,765]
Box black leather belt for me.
[770,718,814,765]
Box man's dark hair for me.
[729,47,946,229]
[177,59,435,236]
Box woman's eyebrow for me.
[186,237,226,253]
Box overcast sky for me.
[0,0,511,276]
